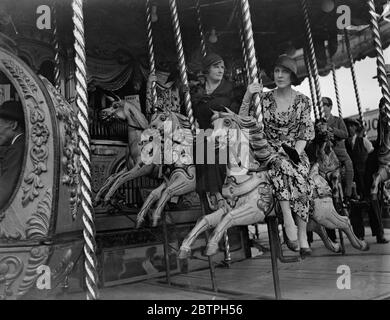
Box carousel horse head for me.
[149,108,192,136]
[100,98,148,130]
[210,109,276,172]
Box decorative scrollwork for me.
[17,246,49,297]
[41,77,81,219]
[26,189,52,239]
[2,59,50,207]
[0,256,24,300]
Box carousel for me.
[0,0,389,300]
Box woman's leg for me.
[297,218,310,249]
[279,201,298,241]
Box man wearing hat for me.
[0,100,25,210]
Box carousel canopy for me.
[1,0,390,88]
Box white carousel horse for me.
[94,99,159,204]
[136,110,196,227]
[178,110,369,258]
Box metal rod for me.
[51,1,61,92]
[368,0,390,126]
[344,28,364,124]
[304,49,318,120]
[162,212,171,285]
[301,0,324,119]
[239,0,262,125]
[195,0,207,57]
[72,0,99,300]
[331,63,342,118]
[237,11,250,83]
[168,0,196,133]
[267,217,281,300]
[146,0,158,113]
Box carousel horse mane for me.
[211,109,278,167]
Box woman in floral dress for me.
[250,55,315,255]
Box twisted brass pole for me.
[331,63,342,118]
[51,2,61,92]
[344,28,364,124]
[72,0,99,300]
[301,0,324,119]
[195,0,207,58]
[304,49,318,120]
[168,0,196,133]
[239,0,262,125]
[368,0,390,126]
[146,0,158,112]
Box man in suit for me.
[0,100,25,210]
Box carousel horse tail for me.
[371,166,389,200]
[205,202,266,256]
[136,182,167,228]
[307,218,341,253]
[178,208,226,260]
[312,198,369,251]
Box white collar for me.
[11,133,23,145]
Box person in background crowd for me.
[345,118,388,243]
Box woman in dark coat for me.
[191,53,259,211]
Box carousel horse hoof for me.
[285,239,299,252]
[299,247,312,258]
[135,219,144,229]
[178,246,191,260]
[361,241,370,251]
[333,242,341,253]
[205,242,219,256]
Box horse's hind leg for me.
[95,168,127,204]
[312,198,369,251]
[136,182,167,228]
[307,218,341,253]
[371,167,389,200]
[178,208,226,259]
[205,203,264,256]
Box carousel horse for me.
[371,101,390,200]
[135,110,197,227]
[94,99,159,204]
[311,120,349,216]
[178,110,368,258]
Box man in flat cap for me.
[0,100,25,210]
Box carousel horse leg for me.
[205,202,264,256]
[136,182,167,228]
[371,167,389,200]
[307,218,341,253]
[151,169,196,226]
[95,167,127,204]
[178,208,226,259]
[104,163,155,202]
[312,198,369,251]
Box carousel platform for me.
[43,226,390,300]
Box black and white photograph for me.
[0,0,389,307]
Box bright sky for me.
[294,47,390,118]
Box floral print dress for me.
[256,90,315,221]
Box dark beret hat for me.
[0,100,24,123]
[201,53,223,70]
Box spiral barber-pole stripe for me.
[331,63,342,118]
[72,0,99,301]
[344,29,364,124]
[368,0,390,125]
[301,0,324,119]
[146,0,158,111]
[304,49,318,120]
[237,16,250,83]
[239,0,262,126]
[195,0,207,58]
[52,3,61,92]
[169,0,196,133]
